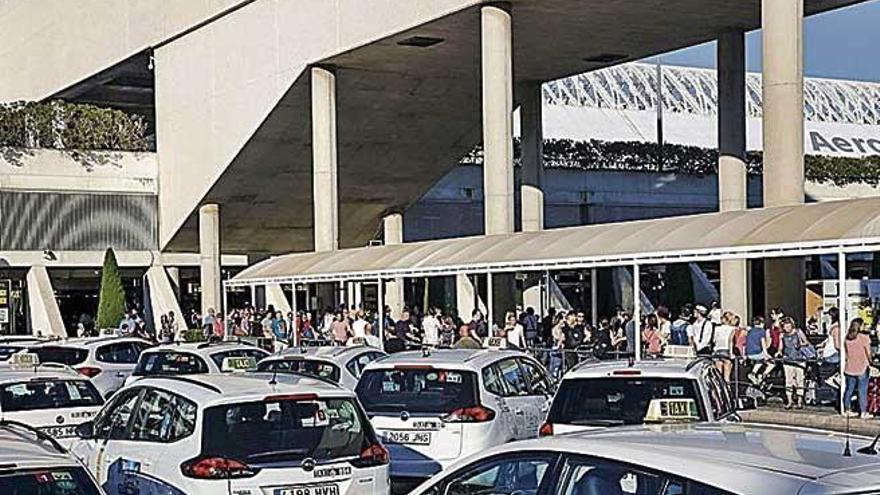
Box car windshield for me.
[28,347,88,366]
[547,377,706,426]
[0,379,104,412]
[0,346,25,362]
[133,351,209,376]
[356,368,478,414]
[257,359,341,383]
[202,397,369,463]
[0,467,102,495]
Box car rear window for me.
[0,345,24,362]
[29,347,88,366]
[0,467,102,494]
[547,377,706,426]
[257,358,341,383]
[201,397,370,463]
[356,368,478,414]
[0,379,104,412]
[133,351,209,376]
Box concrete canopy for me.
[159,0,864,255]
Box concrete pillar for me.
[717,30,749,319]
[520,81,544,232]
[762,0,805,322]
[199,203,221,318]
[481,4,515,235]
[26,266,64,338]
[383,213,405,319]
[311,66,339,252]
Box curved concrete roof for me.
[231,196,880,284]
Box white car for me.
[125,340,271,385]
[0,354,104,447]
[408,423,880,495]
[0,336,45,362]
[0,420,106,494]
[26,337,152,398]
[355,349,553,490]
[258,345,387,389]
[70,373,390,495]
[540,358,738,436]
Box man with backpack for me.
[690,304,715,356]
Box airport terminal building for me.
[1,0,877,335]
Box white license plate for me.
[383,430,432,445]
[275,484,339,495]
[40,425,78,439]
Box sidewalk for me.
[741,406,879,437]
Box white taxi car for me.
[124,340,271,385]
[0,421,106,494]
[408,423,880,495]
[355,349,552,489]
[26,337,152,398]
[540,358,737,436]
[0,354,104,447]
[258,344,387,389]
[69,373,390,495]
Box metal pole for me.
[249,284,256,307]
[838,251,847,413]
[338,280,345,309]
[487,272,494,331]
[291,283,299,347]
[222,282,229,341]
[591,268,599,327]
[377,278,385,349]
[633,264,642,362]
[544,270,551,313]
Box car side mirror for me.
[75,421,95,440]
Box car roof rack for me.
[0,420,67,455]
[137,375,222,394]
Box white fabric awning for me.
[228,197,880,286]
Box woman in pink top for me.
[843,318,873,418]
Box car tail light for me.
[539,422,554,437]
[180,456,259,479]
[441,405,495,423]
[350,444,389,468]
[75,366,102,378]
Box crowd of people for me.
[90,295,877,418]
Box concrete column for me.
[26,266,64,338]
[383,213,405,319]
[481,4,515,235]
[311,66,339,252]
[762,0,805,322]
[198,203,221,318]
[520,81,544,232]
[718,30,749,319]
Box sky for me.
[655,0,880,82]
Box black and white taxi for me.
[355,349,552,489]
[25,337,152,398]
[540,357,737,436]
[258,344,387,390]
[0,353,104,447]
[0,420,106,494]
[124,340,271,385]
[408,423,880,495]
[69,373,390,495]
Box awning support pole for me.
[591,268,599,327]
[633,263,642,362]
[291,283,299,347]
[377,278,385,349]
[487,271,494,332]
[222,282,229,341]
[838,251,847,414]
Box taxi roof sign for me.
[484,337,507,349]
[10,352,40,369]
[221,356,258,373]
[644,398,700,423]
[664,345,696,360]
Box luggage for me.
[867,377,880,414]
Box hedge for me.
[461,138,880,187]
[0,100,148,152]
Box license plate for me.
[383,430,432,445]
[275,484,339,495]
[40,425,78,439]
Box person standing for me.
[549,313,567,379]
[454,325,483,349]
[351,310,369,339]
[690,305,714,356]
[641,314,662,357]
[330,312,351,346]
[521,307,539,347]
[843,317,872,418]
[779,317,809,409]
[713,311,738,382]
[503,311,526,349]
[422,307,441,347]
[468,309,488,340]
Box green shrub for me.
[96,248,126,329]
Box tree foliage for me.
[96,248,126,329]
[0,100,148,151]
